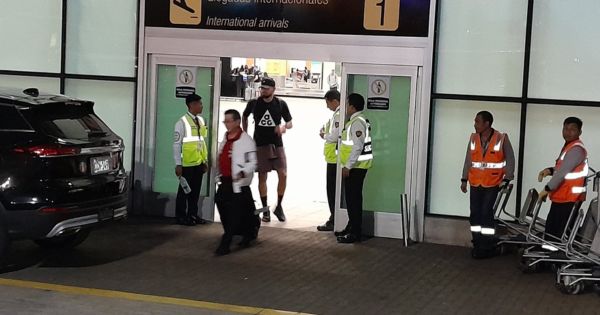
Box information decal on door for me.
[170,0,202,25]
[176,66,197,98]
[367,76,391,110]
[147,0,430,37]
[364,0,401,31]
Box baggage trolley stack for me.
[555,171,600,294]
[495,186,542,253]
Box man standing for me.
[327,69,339,90]
[243,78,293,222]
[317,90,341,232]
[336,93,373,244]
[538,117,588,241]
[173,94,208,226]
[461,111,515,258]
[215,109,258,256]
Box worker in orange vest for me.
[537,117,588,242]
[461,111,515,259]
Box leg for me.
[258,172,270,222]
[318,163,337,231]
[215,181,234,255]
[273,146,288,222]
[175,183,187,224]
[545,202,575,241]
[469,186,484,251]
[339,169,367,243]
[185,166,204,225]
[479,186,500,252]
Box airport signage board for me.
[146,0,430,37]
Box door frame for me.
[336,63,421,239]
[137,54,221,220]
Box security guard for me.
[461,111,515,258]
[538,117,588,242]
[336,93,373,244]
[173,93,208,226]
[317,89,341,232]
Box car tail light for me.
[111,152,120,169]
[14,145,79,157]
[40,207,68,213]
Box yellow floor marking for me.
[0,278,314,315]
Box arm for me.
[323,112,340,143]
[502,134,515,181]
[173,120,184,176]
[461,139,471,193]
[237,135,257,179]
[242,101,253,132]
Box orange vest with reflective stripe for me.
[468,130,506,188]
[550,140,588,203]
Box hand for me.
[275,125,286,136]
[342,167,350,178]
[538,190,549,201]
[319,129,325,139]
[200,163,208,174]
[236,171,245,180]
[538,168,551,182]
[175,165,183,177]
[460,182,468,193]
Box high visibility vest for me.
[181,114,208,167]
[323,109,340,164]
[340,114,373,169]
[550,140,588,203]
[468,130,506,187]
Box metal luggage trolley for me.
[555,171,600,295]
[494,185,542,254]
[518,170,598,274]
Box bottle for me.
[179,176,191,194]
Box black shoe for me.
[175,218,187,225]
[262,211,271,222]
[191,216,206,225]
[334,228,349,237]
[337,234,360,244]
[317,221,334,232]
[238,237,252,248]
[273,205,286,222]
[184,218,196,226]
[215,246,230,256]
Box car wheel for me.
[34,228,91,249]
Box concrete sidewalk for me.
[1,217,599,314]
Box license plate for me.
[91,156,111,175]
[98,208,114,221]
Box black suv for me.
[0,88,128,259]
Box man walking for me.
[243,78,293,222]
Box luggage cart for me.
[555,172,600,294]
[495,185,541,254]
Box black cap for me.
[260,77,276,88]
[185,93,201,105]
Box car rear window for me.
[0,105,33,131]
[19,103,113,140]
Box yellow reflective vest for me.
[181,114,208,167]
[340,113,373,169]
[323,109,340,164]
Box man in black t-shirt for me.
[242,78,293,223]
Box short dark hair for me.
[347,93,365,111]
[476,111,494,126]
[224,109,241,121]
[185,94,201,106]
[324,89,340,101]
[564,116,583,130]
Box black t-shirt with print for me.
[243,97,292,147]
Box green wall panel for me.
[347,75,411,213]
[153,65,214,195]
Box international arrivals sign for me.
[146,0,431,37]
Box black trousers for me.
[345,168,368,237]
[469,185,500,250]
[326,163,337,223]
[175,165,204,221]
[545,202,577,240]
[216,178,259,247]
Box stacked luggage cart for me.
[492,169,600,295]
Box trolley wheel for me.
[518,258,538,274]
[557,276,584,295]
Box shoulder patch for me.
[356,130,363,138]
[334,122,339,128]
[174,132,181,142]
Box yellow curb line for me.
[0,278,314,315]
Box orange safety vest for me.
[468,130,506,188]
[550,140,588,203]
